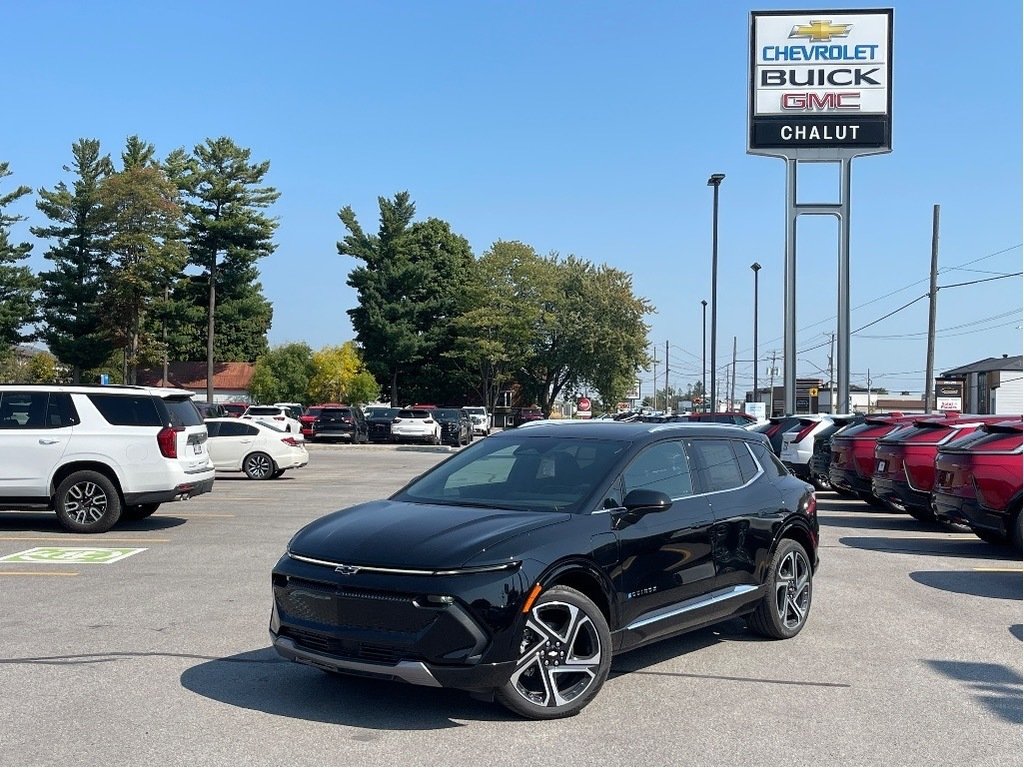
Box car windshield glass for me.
[247,407,280,416]
[395,434,629,513]
[464,407,485,415]
[435,409,462,421]
[320,409,351,418]
[399,409,432,419]
[366,407,398,419]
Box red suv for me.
[932,417,1023,549]
[872,415,1010,523]
[829,413,954,504]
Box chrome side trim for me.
[272,636,442,687]
[626,585,759,631]
[286,552,518,576]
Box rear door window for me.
[87,394,162,427]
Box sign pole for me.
[784,158,798,415]
[837,157,852,414]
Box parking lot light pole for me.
[708,173,725,414]
[751,262,761,411]
[701,299,708,413]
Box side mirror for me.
[622,489,672,513]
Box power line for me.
[938,271,1023,290]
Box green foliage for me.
[33,139,115,382]
[99,136,187,383]
[0,162,37,347]
[248,342,313,404]
[172,138,279,393]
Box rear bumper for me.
[314,429,357,441]
[124,476,215,506]
[932,491,1010,536]
[872,476,930,514]
[829,467,871,496]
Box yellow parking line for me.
[0,537,170,543]
[0,571,78,576]
[972,567,1023,573]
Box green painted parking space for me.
[0,547,147,564]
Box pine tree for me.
[33,139,114,382]
[174,138,278,401]
[0,162,37,349]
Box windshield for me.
[366,407,397,419]
[464,407,486,415]
[435,409,462,421]
[394,434,629,513]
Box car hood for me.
[288,499,571,570]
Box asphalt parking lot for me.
[0,443,1020,767]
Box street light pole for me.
[701,299,707,413]
[707,173,725,414]
[751,261,761,411]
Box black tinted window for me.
[735,442,759,483]
[219,421,257,437]
[46,393,79,428]
[320,409,351,418]
[162,397,203,427]
[88,394,162,427]
[0,392,49,429]
[751,441,789,477]
[623,440,694,499]
[693,439,744,492]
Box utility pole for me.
[652,342,658,412]
[867,368,872,414]
[828,333,835,414]
[730,336,738,412]
[924,204,940,413]
[768,350,778,416]
[665,340,670,414]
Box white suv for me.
[241,405,303,435]
[462,406,492,436]
[0,384,215,533]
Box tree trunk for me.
[390,368,398,407]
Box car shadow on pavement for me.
[837,535,1013,560]
[910,570,1023,600]
[0,511,187,533]
[818,512,954,532]
[924,659,1023,725]
[179,646,513,729]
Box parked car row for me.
[749,409,1022,552]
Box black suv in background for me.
[271,421,818,719]
[311,406,368,443]
[364,406,399,443]
[435,408,474,446]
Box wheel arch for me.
[536,558,617,630]
[50,461,125,504]
[772,519,817,574]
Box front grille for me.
[275,579,433,633]
[282,628,417,664]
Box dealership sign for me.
[749,9,892,155]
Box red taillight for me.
[281,437,299,447]
[805,494,817,518]
[157,426,184,458]
[765,423,782,438]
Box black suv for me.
[435,407,473,446]
[271,421,818,719]
[364,406,399,443]
[311,406,368,443]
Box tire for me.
[54,470,122,534]
[432,432,441,446]
[748,539,813,640]
[907,506,937,523]
[972,526,1011,545]
[271,469,286,479]
[1014,512,1023,554]
[813,475,832,492]
[243,452,275,480]
[122,503,160,520]
[495,586,611,720]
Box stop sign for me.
[577,397,591,412]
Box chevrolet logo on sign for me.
[789,20,852,41]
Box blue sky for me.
[4,0,1021,397]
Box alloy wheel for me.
[773,548,811,630]
[245,453,273,479]
[509,601,603,708]
[64,481,108,525]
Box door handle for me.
[240,440,252,444]
[38,438,61,445]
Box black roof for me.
[941,355,1023,376]
[506,420,761,442]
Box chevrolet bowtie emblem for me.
[335,564,360,575]
[789,20,852,42]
